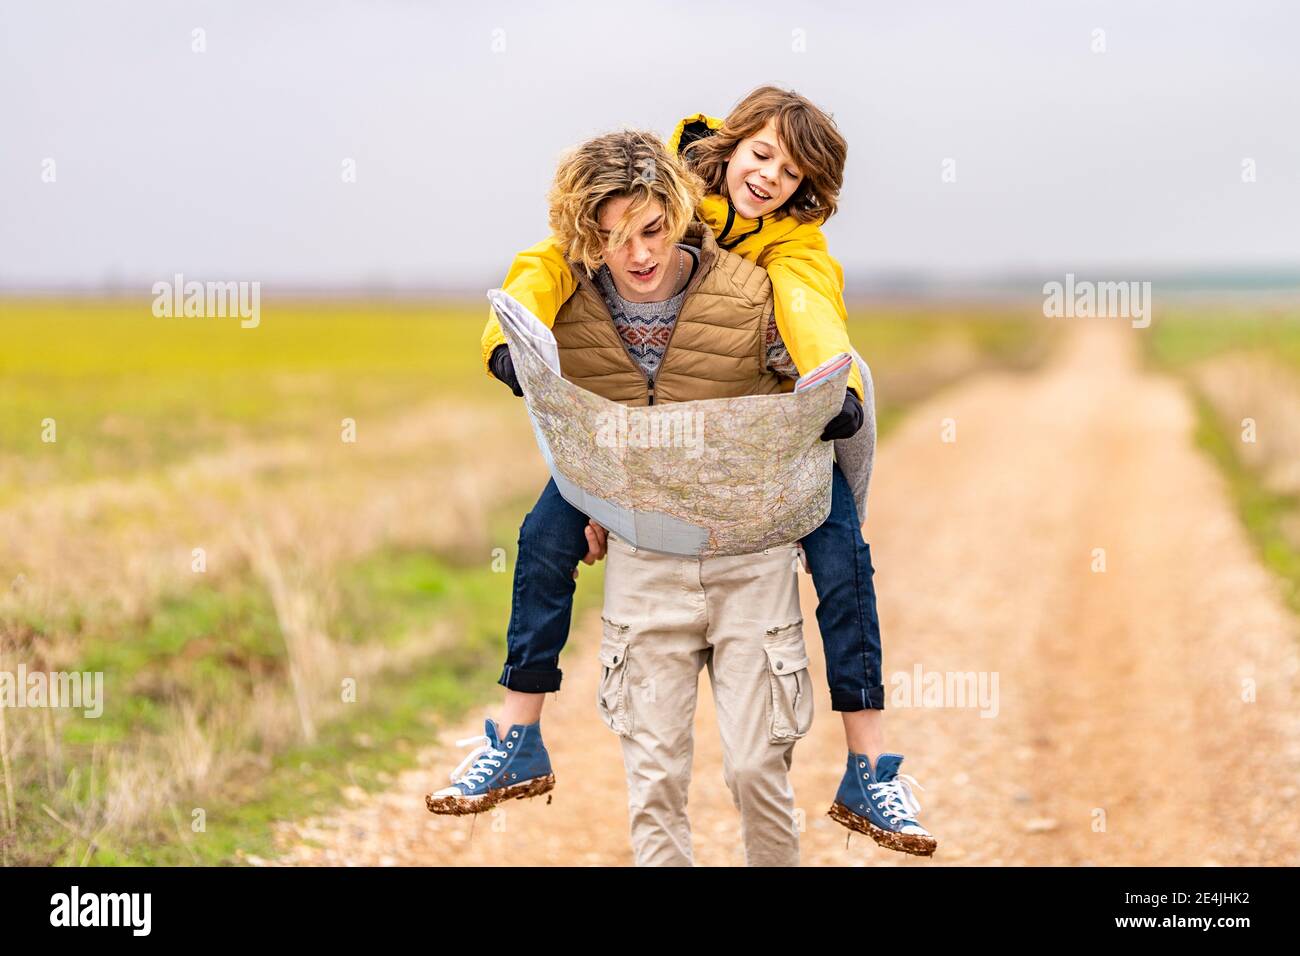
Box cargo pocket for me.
[597,617,632,737]
[763,620,814,743]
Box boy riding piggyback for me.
[429,86,937,857]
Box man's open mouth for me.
[746,181,772,202]
[629,264,658,281]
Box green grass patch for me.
[848,302,1053,435]
[1146,306,1300,615]
[1146,304,1300,371]
[1188,392,1300,612]
[847,302,1049,367]
[0,297,507,497]
[123,550,605,867]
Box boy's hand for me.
[489,344,523,397]
[572,520,608,579]
[820,391,864,441]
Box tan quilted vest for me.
[553,222,790,406]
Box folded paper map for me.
[488,288,874,557]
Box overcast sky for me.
[2,0,1297,289]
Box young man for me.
[599,530,812,866]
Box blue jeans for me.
[497,462,885,711]
[800,461,886,710]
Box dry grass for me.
[1192,353,1300,499]
[0,390,544,863]
[0,398,533,623]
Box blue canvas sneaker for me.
[425,718,555,815]
[828,751,937,856]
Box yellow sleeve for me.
[757,224,865,400]
[481,236,579,374]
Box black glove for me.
[489,344,523,397]
[820,391,864,441]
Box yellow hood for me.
[666,112,725,156]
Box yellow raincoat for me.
[480,113,863,399]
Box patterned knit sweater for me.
[594,243,798,381]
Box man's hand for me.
[820,390,864,441]
[489,344,523,397]
[572,520,608,579]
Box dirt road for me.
[267,322,1300,866]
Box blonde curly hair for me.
[548,129,705,276]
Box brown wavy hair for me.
[548,129,705,276]
[683,86,847,223]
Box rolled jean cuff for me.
[831,684,885,712]
[498,663,563,694]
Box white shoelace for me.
[868,773,925,823]
[448,734,508,788]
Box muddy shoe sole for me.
[425,773,556,816]
[828,801,937,857]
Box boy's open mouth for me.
[745,181,773,203]
[629,263,658,281]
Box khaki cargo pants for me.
[597,531,815,867]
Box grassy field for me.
[1147,304,1300,371]
[1146,303,1300,612]
[0,296,1050,865]
[846,302,1053,435]
[0,298,508,503]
